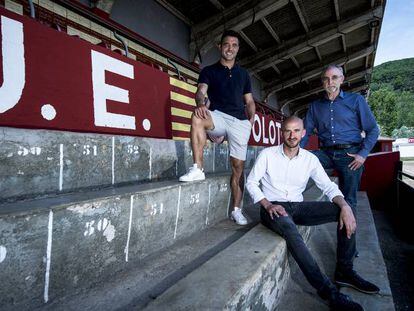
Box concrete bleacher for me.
[0,127,259,202]
[0,127,259,310]
[0,127,393,311]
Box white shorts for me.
[207,110,252,161]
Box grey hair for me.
[320,64,344,78]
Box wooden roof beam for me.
[333,0,340,21]
[209,0,225,11]
[370,27,376,44]
[261,17,282,44]
[291,56,300,68]
[272,64,281,75]
[241,6,383,73]
[292,0,309,33]
[240,30,258,52]
[315,46,322,61]
[341,34,347,53]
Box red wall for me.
[360,151,400,209]
[304,134,319,151]
[0,7,282,147]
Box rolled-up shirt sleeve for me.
[310,157,343,202]
[358,96,380,158]
[246,151,267,204]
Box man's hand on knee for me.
[265,204,288,219]
[339,205,356,239]
[194,106,210,120]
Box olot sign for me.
[250,113,282,146]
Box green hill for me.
[371,57,414,92]
[368,57,414,137]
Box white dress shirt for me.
[246,144,343,203]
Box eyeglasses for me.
[321,75,343,83]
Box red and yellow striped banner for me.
[169,77,197,140]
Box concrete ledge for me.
[0,127,263,202]
[341,193,394,310]
[144,224,311,311]
[42,220,256,311]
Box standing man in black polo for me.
[179,30,256,226]
[301,64,379,215]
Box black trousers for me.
[260,201,356,297]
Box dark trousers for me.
[312,146,363,211]
[260,201,356,297]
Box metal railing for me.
[398,171,414,182]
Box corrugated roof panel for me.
[345,25,371,49]
[277,58,297,74]
[265,3,305,41]
[294,48,319,67]
[346,58,366,71]
[257,67,279,83]
[243,21,277,50]
[299,0,335,30]
[318,37,343,58]
[339,0,371,19]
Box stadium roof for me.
[155,0,386,116]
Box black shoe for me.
[335,270,380,294]
[329,292,364,311]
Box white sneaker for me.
[231,208,248,225]
[179,164,205,182]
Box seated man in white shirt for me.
[246,116,379,311]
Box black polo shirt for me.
[198,62,252,120]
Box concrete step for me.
[0,172,253,310]
[278,192,395,311]
[37,219,258,311]
[144,224,311,311]
[0,174,324,310]
[140,184,328,310]
[0,127,262,202]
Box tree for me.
[369,58,414,136]
[368,87,398,136]
[392,126,414,138]
[396,91,414,128]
